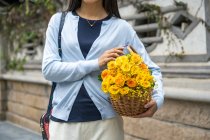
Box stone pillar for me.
[0,34,7,120]
[0,34,7,73]
[205,0,210,60]
[0,81,6,120]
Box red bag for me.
[40,113,50,140]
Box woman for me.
[42,0,164,140]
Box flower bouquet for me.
[100,46,155,116]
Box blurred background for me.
[0,0,210,140]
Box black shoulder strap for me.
[47,12,67,114]
[58,12,67,58]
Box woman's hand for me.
[133,99,158,118]
[98,47,124,68]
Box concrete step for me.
[158,62,210,78]
[0,121,41,140]
[163,78,210,91]
[158,62,210,69]
[163,77,210,102]
[164,87,210,103]
[162,69,210,78]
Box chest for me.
[60,19,128,61]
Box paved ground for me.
[0,121,41,140]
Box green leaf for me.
[98,75,102,82]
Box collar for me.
[68,11,116,25]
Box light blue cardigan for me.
[42,12,164,121]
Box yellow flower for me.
[130,53,143,64]
[140,80,151,88]
[136,75,144,84]
[120,56,129,62]
[144,75,154,82]
[142,68,150,74]
[121,63,131,72]
[126,78,137,88]
[115,57,122,66]
[115,74,125,87]
[120,87,130,95]
[101,82,110,93]
[104,75,115,85]
[108,85,120,95]
[109,69,117,77]
[131,65,140,75]
[115,56,129,66]
[139,63,148,69]
[140,70,149,76]
[101,69,109,80]
[107,61,116,70]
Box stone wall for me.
[123,99,210,140]
[0,74,210,140]
[4,79,50,132]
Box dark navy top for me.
[51,12,111,122]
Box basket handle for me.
[127,45,137,54]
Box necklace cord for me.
[86,19,97,27]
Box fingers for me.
[144,100,156,109]
[113,47,124,51]
[132,107,153,118]
[107,47,124,56]
[107,52,120,58]
[132,100,157,118]
[103,57,115,65]
[99,47,124,68]
[138,107,154,118]
[115,50,124,56]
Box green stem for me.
[25,0,29,15]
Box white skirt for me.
[49,116,124,140]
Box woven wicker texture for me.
[110,92,151,116]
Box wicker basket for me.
[106,46,153,116]
[110,91,152,116]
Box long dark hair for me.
[66,0,121,18]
